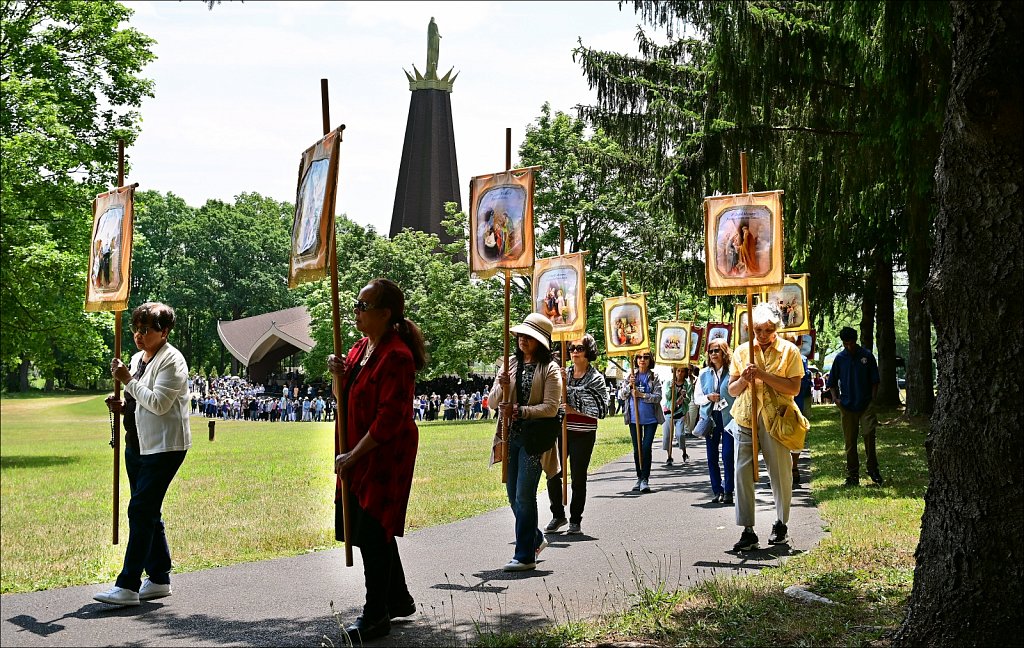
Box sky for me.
[121,1,644,234]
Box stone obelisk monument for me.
[390,18,461,245]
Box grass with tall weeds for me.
[1,393,634,593]
[481,404,927,647]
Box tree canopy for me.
[1,0,155,387]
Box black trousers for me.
[546,432,597,524]
[338,495,413,619]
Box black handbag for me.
[515,359,562,456]
[519,410,563,455]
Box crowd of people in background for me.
[414,391,491,421]
[188,374,335,423]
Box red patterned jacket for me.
[337,330,419,538]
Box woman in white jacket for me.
[95,302,191,606]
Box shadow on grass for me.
[1,455,81,470]
[806,405,929,504]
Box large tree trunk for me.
[905,195,935,415]
[859,262,875,352]
[18,355,30,392]
[874,251,901,407]
[895,1,1023,645]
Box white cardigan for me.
[123,342,192,454]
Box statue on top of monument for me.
[404,17,457,91]
[426,17,441,80]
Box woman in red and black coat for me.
[327,278,427,643]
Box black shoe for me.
[722,492,733,505]
[768,521,789,545]
[344,615,391,642]
[733,529,759,551]
[682,453,690,462]
[544,517,568,532]
[389,598,416,619]
[844,477,859,487]
[792,469,802,487]
[664,457,674,466]
[713,492,723,503]
[868,469,884,486]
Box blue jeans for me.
[505,434,544,564]
[705,410,734,496]
[628,422,658,481]
[116,446,187,592]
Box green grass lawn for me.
[0,394,634,594]
[480,404,928,647]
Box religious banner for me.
[85,185,136,312]
[704,190,784,295]
[689,326,705,363]
[655,320,692,366]
[757,273,811,334]
[533,252,586,340]
[705,321,733,351]
[796,330,816,359]
[289,127,343,288]
[603,294,649,357]
[468,167,536,279]
[733,304,750,349]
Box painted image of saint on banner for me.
[603,294,649,357]
[758,273,811,333]
[289,127,342,289]
[705,322,733,350]
[656,321,692,365]
[533,253,586,337]
[92,206,123,292]
[689,326,705,362]
[716,206,772,279]
[85,186,135,312]
[704,190,784,295]
[468,168,536,279]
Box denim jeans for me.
[628,422,658,481]
[705,410,735,496]
[546,432,597,524]
[506,434,544,564]
[116,446,187,592]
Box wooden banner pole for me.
[111,139,125,546]
[322,79,353,568]
[740,151,759,482]
[559,222,568,506]
[500,127,513,484]
[622,272,642,473]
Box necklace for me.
[360,341,377,366]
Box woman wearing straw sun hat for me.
[488,313,563,572]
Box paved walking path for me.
[1,442,825,647]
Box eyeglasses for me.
[353,299,378,312]
[567,344,586,353]
[131,324,158,335]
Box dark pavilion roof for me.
[216,306,314,367]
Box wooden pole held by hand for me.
[500,127,513,484]
[740,151,759,482]
[110,139,126,546]
[323,79,353,567]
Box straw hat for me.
[509,313,553,350]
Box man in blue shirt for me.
[828,327,883,486]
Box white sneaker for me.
[535,539,549,558]
[139,579,172,600]
[93,586,140,606]
[639,479,651,493]
[502,559,536,572]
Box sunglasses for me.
[567,344,586,353]
[708,348,723,354]
[636,354,652,360]
[131,324,159,335]
[353,299,378,312]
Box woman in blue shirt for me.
[693,339,736,505]
[617,350,664,493]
